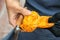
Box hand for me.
[5,0,31,27]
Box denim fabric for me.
[9,29,60,40]
[18,29,56,40]
[26,0,60,16]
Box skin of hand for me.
[5,0,31,27]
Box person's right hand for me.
[5,0,31,27]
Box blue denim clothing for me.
[26,0,60,16]
[9,29,60,40]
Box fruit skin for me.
[20,11,54,32]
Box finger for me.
[16,15,23,26]
[21,9,31,16]
[15,7,31,16]
[8,10,17,27]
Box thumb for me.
[16,15,23,26]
